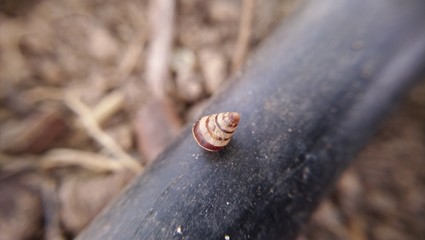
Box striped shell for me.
[192,112,240,151]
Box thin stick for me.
[41,148,125,173]
[145,0,175,99]
[92,90,125,126]
[232,0,255,72]
[41,178,66,240]
[115,33,146,84]
[65,92,142,173]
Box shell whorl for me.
[192,112,240,151]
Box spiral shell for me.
[192,112,240,151]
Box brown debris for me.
[172,48,204,102]
[2,0,424,239]
[0,107,66,153]
[105,124,133,151]
[65,92,142,173]
[207,0,241,23]
[88,27,119,62]
[41,149,126,173]
[114,33,146,86]
[134,98,182,164]
[91,90,125,127]
[0,174,43,240]
[198,48,227,95]
[41,178,66,240]
[0,0,41,16]
[185,99,210,123]
[59,171,134,235]
[21,87,64,104]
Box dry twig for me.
[115,33,146,85]
[92,91,125,126]
[22,87,64,104]
[232,0,255,72]
[41,178,66,240]
[64,92,142,173]
[145,0,175,99]
[41,149,126,173]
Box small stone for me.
[89,27,119,61]
[208,0,240,23]
[198,48,227,94]
[176,225,182,234]
[172,48,204,102]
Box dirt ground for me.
[0,0,424,239]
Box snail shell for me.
[192,112,240,151]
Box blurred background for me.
[0,0,424,239]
